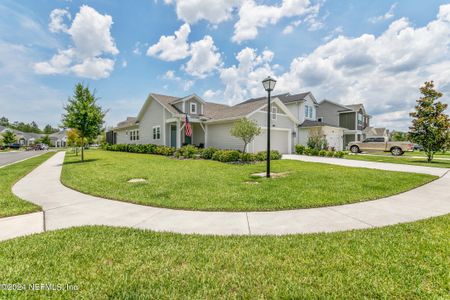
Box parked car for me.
[348,136,414,156]
[413,144,424,151]
[7,143,21,149]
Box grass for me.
[0,215,448,299]
[403,151,450,158]
[0,152,54,218]
[61,150,436,211]
[345,153,450,168]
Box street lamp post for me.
[262,76,277,178]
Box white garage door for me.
[252,129,290,154]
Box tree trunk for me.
[427,152,433,163]
[243,142,247,154]
[81,136,84,162]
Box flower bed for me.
[295,144,345,158]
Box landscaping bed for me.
[61,150,436,211]
[0,215,448,299]
[0,152,54,218]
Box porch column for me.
[205,124,208,147]
[355,132,357,142]
[176,118,181,148]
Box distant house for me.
[363,126,389,138]
[0,126,67,147]
[317,100,371,148]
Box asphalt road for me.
[0,151,47,167]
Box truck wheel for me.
[391,147,403,156]
[350,146,360,154]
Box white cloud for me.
[219,47,275,104]
[184,36,221,78]
[148,24,222,78]
[203,89,222,99]
[146,23,191,61]
[219,4,450,130]
[34,5,119,79]
[163,0,241,24]
[282,20,302,34]
[323,26,343,41]
[49,8,71,33]
[369,3,397,24]
[232,0,317,42]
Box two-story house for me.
[316,100,371,148]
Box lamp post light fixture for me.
[262,76,277,178]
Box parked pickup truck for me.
[348,136,414,156]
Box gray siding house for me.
[108,92,328,154]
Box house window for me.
[309,106,314,119]
[136,130,139,140]
[357,113,363,123]
[153,126,161,140]
[130,131,133,141]
[271,107,277,120]
[190,102,197,114]
[304,105,309,118]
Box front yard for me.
[0,215,448,299]
[344,153,450,168]
[0,152,54,218]
[61,150,436,211]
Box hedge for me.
[103,144,282,163]
[295,144,345,158]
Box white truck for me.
[348,136,414,156]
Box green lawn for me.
[345,153,450,168]
[61,150,436,211]
[0,152,54,218]
[0,215,448,299]
[403,151,450,158]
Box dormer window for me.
[190,102,197,114]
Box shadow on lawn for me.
[63,158,100,165]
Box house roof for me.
[115,91,309,128]
[363,126,387,136]
[299,119,342,128]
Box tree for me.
[62,83,106,161]
[391,131,408,142]
[409,81,450,162]
[66,129,83,155]
[0,117,8,127]
[2,130,16,145]
[230,118,261,153]
[39,135,51,146]
[43,124,58,134]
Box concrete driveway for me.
[0,150,48,168]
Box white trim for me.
[271,107,277,120]
[205,124,208,147]
[152,126,161,140]
[190,102,197,114]
[170,94,206,105]
[162,109,166,145]
[246,98,299,125]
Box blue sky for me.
[0,0,449,131]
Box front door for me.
[185,135,192,145]
[170,125,177,147]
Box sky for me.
[0,0,449,131]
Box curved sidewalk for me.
[7,152,450,238]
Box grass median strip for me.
[61,150,436,211]
[0,152,54,218]
[344,153,450,168]
[0,215,448,299]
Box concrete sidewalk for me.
[3,151,449,240]
[282,154,448,177]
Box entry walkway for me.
[2,152,449,240]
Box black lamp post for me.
[262,76,277,178]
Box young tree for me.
[2,130,16,145]
[62,83,106,161]
[409,81,450,162]
[230,118,261,153]
[66,129,83,155]
[39,135,51,146]
[391,131,408,142]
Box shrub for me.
[155,145,175,156]
[180,145,198,158]
[212,150,241,162]
[201,147,218,159]
[310,148,319,156]
[318,150,327,157]
[326,150,334,157]
[240,152,256,162]
[303,148,311,156]
[307,136,328,150]
[174,150,181,159]
[295,144,305,155]
[334,151,345,158]
[255,150,282,161]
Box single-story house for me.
[108,92,325,154]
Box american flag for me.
[184,114,192,137]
